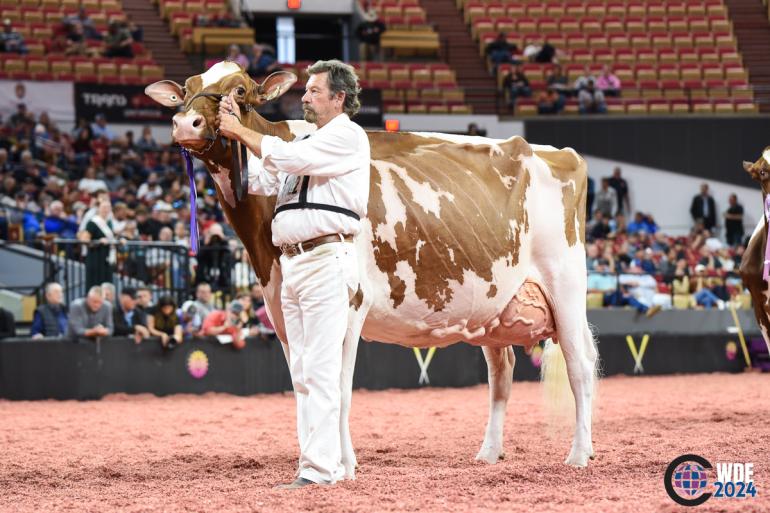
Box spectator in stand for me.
[502,65,531,112]
[179,300,202,337]
[578,80,607,114]
[31,282,68,338]
[71,125,96,168]
[64,22,89,56]
[248,44,280,77]
[196,223,233,292]
[533,39,559,64]
[192,282,215,319]
[587,210,611,241]
[355,8,386,62]
[101,282,116,305]
[91,113,116,142]
[723,193,744,246]
[595,178,617,218]
[608,167,630,216]
[135,126,159,154]
[485,32,518,72]
[587,258,617,295]
[201,300,246,350]
[690,182,717,231]
[136,286,153,311]
[573,65,595,93]
[546,64,569,98]
[586,175,595,218]
[691,264,725,309]
[596,65,621,97]
[226,44,249,70]
[64,8,101,40]
[43,200,77,238]
[66,285,113,340]
[627,212,651,236]
[0,306,14,339]
[137,172,163,202]
[103,21,133,58]
[536,86,564,114]
[80,199,116,290]
[113,287,149,343]
[0,19,27,54]
[147,294,183,348]
[10,192,41,239]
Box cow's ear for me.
[255,71,297,103]
[743,161,754,173]
[145,80,185,107]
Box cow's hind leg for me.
[476,345,515,464]
[540,266,598,467]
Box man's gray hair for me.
[45,282,62,295]
[307,59,361,117]
[88,286,103,298]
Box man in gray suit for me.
[67,286,113,340]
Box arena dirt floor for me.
[0,372,768,513]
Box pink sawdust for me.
[0,373,768,513]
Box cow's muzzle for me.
[172,111,208,148]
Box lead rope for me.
[180,147,199,255]
[763,194,770,281]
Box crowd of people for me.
[585,167,750,314]
[22,280,274,347]
[224,43,281,78]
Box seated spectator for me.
[485,32,518,71]
[578,80,607,114]
[192,282,215,319]
[533,39,558,64]
[587,259,617,296]
[9,192,41,240]
[113,287,149,343]
[226,44,249,70]
[91,113,116,142]
[0,306,15,339]
[135,126,159,154]
[536,87,564,114]
[64,8,101,40]
[31,282,68,338]
[136,286,154,311]
[608,267,662,317]
[248,43,280,77]
[103,21,133,58]
[587,210,611,241]
[196,224,233,291]
[502,65,531,111]
[355,8,386,62]
[627,212,650,236]
[179,300,203,337]
[546,65,569,97]
[202,300,246,350]
[101,282,116,305]
[0,19,27,54]
[66,286,113,340]
[691,264,725,309]
[43,200,78,238]
[147,295,183,348]
[596,65,621,97]
[573,65,595,93]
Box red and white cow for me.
[147,62,598,475]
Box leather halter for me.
[182,91,252,202]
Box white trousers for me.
[280,239,359,484]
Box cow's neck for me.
[200,114,294,287]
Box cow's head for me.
[743,146,770,195]
[144,61,296,157]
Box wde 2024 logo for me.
[664,454,758,506]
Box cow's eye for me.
[236,86,245,96]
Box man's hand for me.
[218,91,243,141]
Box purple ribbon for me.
[180,147,199,255]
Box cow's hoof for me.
[475,447,505,464]
[564,449,591,468]
[343,462,357,480]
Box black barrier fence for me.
[0,331,753,400]
[42,239,256,307]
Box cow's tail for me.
[540,339,573,433]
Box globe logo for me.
[187,349,209,379]
[673,462,709,498]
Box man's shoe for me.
[274,477,316,490]
[645,305,662,318]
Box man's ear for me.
[252,71,297,104]
[145,80,184,107]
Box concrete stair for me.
[420,0,499,114]
[121,0,199,83]
[723,0,770,112]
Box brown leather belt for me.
[279,233,353,258]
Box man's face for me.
[197,285,211,303]
[86,294,103,312]
[46,286,63,305]
[120,294,135,311]
[136,290,151,307]
[701,184,709,195]
[238,296,251,311]
[301,72,342,127]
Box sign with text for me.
[74,83,173,123]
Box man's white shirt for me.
[247,113,370,246]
